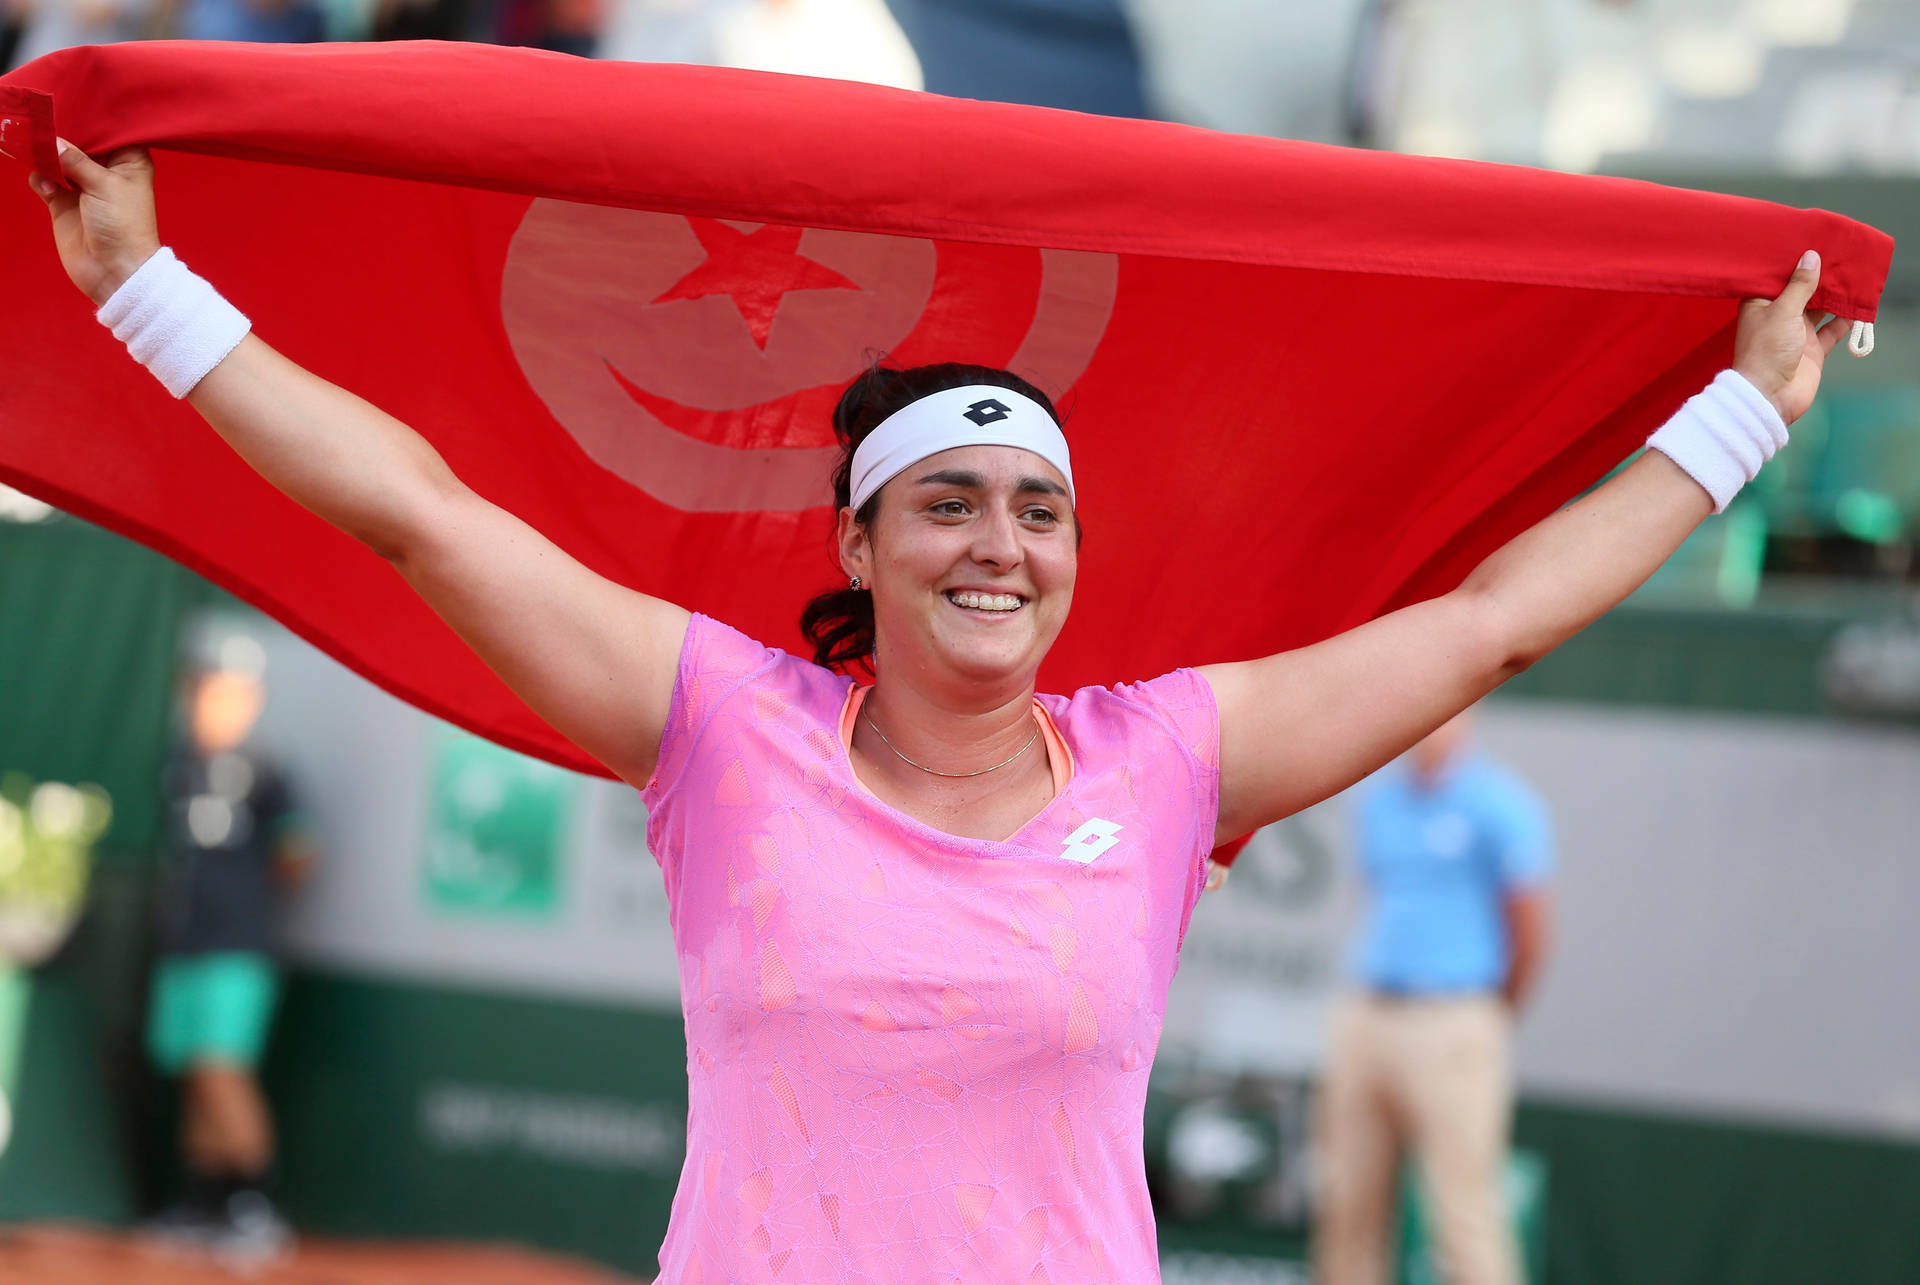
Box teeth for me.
[947,591,1023,612]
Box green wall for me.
[266,970,687,1275]
[1503,602,1854,716]
[0,967,138,1222]
[1513,1098,1920,1285]
[0,515,200,860]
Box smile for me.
[946,590,1024,613]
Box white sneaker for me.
[208,1188,294,1272]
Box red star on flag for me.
[652,218,861,349]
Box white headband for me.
[847,384,1074,513]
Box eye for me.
[930,499,971,517]
[1021,506,1060,525]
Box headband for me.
[847,385,1074,513]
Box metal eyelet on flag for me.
[1849,320,1875,358]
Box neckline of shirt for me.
[836,685,1075,842]
[840,685,1074,796]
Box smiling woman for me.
[20,114,1855,1283]
[798,362,1070,673]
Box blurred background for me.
[1,1,1916,1282]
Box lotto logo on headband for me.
[963,398,1013,426]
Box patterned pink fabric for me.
[642,615,1219,1284]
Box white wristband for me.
[95,247,251,399]
[1644,370,1788,513]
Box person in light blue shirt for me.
[1316,708,1554,1285]
[1352,721,1552,998]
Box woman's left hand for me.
[1733,250,1855,427]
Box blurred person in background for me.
[597,0,746,66]
[3,0,161,72]
[144,639,316,1262]
[1123,0,1373,141]
[884,0,1150,117]
[366,0,476,40]
[174,0,325,42]
[496,0,602,55]
[1315,707,1552,1285]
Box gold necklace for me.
[860,700,1041,779]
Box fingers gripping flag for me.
[0,42,1894,775]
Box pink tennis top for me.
[642,615,1220,1284]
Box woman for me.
[27,142,1847,1282]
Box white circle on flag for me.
[501,200,1117,513]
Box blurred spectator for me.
[885,0,1149,117]
[496,0,602,54]
[1125,0,1372,141]
[143,641,316,1262]
[5,0,161,71]
[367,0,476,39]
[175,0,326,42]
[598,0,745,65]
[0,6,22,69]
[1314,708,1553,1285]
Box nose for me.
[970,504,1023,572]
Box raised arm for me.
[30,144,689,786]
[1204,251,1851,842]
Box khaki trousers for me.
[1312,993,1520,1285]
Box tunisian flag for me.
[0,42,1894,775]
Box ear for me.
[836,507,870,582]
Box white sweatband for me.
[848,384,1073,512]
[95,247,251,399]
[1644,370,1788,513]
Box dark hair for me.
[798,361,1066,672]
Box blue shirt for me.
[1350,753,1552,993]
[178,0,324,43]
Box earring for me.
[849,575,864,591]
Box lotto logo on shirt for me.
[1059,819,1122,864]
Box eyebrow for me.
[913,468,1068,498]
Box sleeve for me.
[641,613,788,810]
[253,759,305,848]
[1489,776,1554,890]
[1113,668,1221,782]
[1109,667,1222,931]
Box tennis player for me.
[28,142,1848,1283]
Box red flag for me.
[0,42,1894,776]
[1210,835,1253,870]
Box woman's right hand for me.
[26,141,161,306]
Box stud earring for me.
[849,575,864,591]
